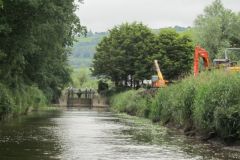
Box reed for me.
[110,70,240,141]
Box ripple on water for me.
[0,108,239,160]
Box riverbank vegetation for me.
[0,1,85,118]
[110,70,240,142]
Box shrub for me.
[0,83,47,118]
[0,83,15,116]
[12,85,47,114]
[214,105,240,140]
[110,89,149,117]
[149,88,174,124]
[193,71,240,137]
[171,79,196,127]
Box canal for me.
[0,108,239,160]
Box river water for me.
[0,108,239,160]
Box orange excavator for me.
[152,60,167,87]
[193,46,211,76]
[193,46,240,76]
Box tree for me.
[194,0,240,59]
[153,29,194,80]
[0,0,86,102]
[92,22,156,88]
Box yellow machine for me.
[213,48,240,73]
[151,60,167,88]
[194,46,240,76]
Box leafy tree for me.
[92,22,156,88]
[194,0,240,59]
[153,29,194,80]
[0,0,86,102]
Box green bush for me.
[149,78,196,126]
[214,105,240,139]
[171,79,196,127]
[110,89,149,117]
[12,85,47,114]
[193,72,240,137]
[0,83,47,118]
[0,83,15,116]
[149,88,173,123]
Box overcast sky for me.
[76,0,240,32]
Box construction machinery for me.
[151,60,167,87]
[214,48,240,73]
[194,46,211,76]
[194,46,240,76]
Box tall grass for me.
[0,83,15,116]
[0,83,47,119]
[110,89,150,117]
[110,70,240,141]
[193,71,240,139]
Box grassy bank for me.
[0,84,47,119]
[110,70,240,142]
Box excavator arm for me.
[194,46,210,76]
[154,60,165,82]
[152,60,166,87]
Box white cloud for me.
[76,0,240,32]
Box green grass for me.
[0,83,47,119]
[110,70,240,141]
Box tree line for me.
[92,23,193,88]
[0,0,85,107]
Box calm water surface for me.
[0,108,239,160]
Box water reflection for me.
[0,108,239,160]
[0,110,63,160]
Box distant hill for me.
[68,32,108,68]
[69,26,190,68]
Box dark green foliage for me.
[214,105,240,140]
[97,80,109,94]
[110,71,240,141]
[0,0,85,116]
[92,22,157,88]
[0,83,14,115]
[153,29,194,80]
